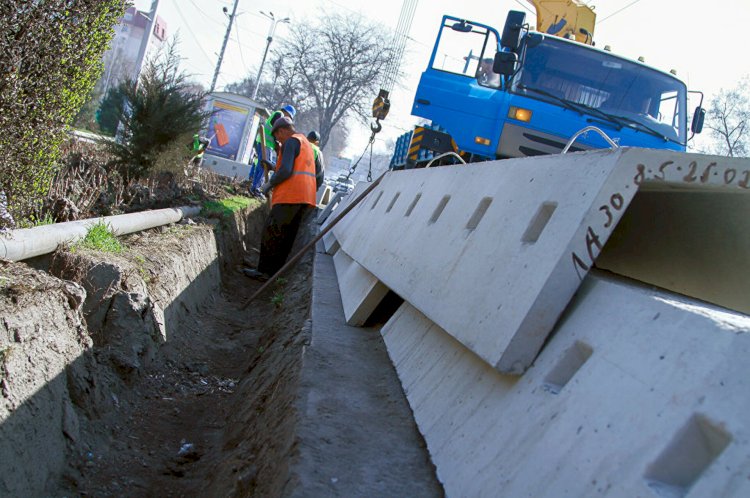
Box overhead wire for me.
[174,5,215,66]
[187,0,225,26]
[233,20,249,73]
[598,0,644,23]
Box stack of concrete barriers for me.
[320,148,750,497]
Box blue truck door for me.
[412,17,505,158]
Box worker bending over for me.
[244,116,321,281]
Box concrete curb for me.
[283,247,442,496]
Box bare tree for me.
[224,75,351,157]
[706,76,750,157]
[269,13,398,150]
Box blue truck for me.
[390,10,705,168]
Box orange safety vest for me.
[271,133,317,207]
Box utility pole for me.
[132,0,161,83]
[252,12,290,100]
[210,0,240,93]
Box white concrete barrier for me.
[331,249,388,326]
[324,148,750,496]
[381,273,750,497]
[320,181,371,255]
[332,148,750,374]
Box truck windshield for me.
[513,36,687,144]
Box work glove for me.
[260,159,274,172]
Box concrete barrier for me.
[331,249,388,326]
[332,148,750,374]
[324,148,750,496]
[320,181,370,255]
[381,273,750,497]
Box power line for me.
[234,15,273,42]
[187,0,225,26]
[174,5,215,66]
[598,0,644,23]
[233,21,249,73]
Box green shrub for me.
[17,212,55,229]
[96,85,126,136]
[0,1,126,223]
[104,40,209,182]
[74,221,123,253]
[202,196,253,218]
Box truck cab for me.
[404,12,702,165]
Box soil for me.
[63,223,314,497]
[1,204,314,496]
[64,266,312,497]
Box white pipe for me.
[0,205,202,262]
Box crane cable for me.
[348,0,418,183]
[381,0,418,94]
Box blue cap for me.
[281,104,296,119]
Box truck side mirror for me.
[494,51,518,76]
[501,10,526,51]
[691,106,705,134]
[451,20,474,33]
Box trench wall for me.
[0,265,88,495]
[326,149,750,497]
[0,203,266,495]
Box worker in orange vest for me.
[244,116,320,281]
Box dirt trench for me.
[0,202,315,496]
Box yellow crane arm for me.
[525,0,596,44]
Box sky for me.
[133,0,750,156]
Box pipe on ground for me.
[0,206,202,262]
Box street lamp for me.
[251,11,290,100]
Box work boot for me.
[243,268,269,282]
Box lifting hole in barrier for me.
[371,191,384,210]
[405,193,422,217]
[644,414,732,498]
[429,195,451,224]
[543,340,592,394]
[386,192,401,213]
[466,197,493,231]
[522,201,558,243]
